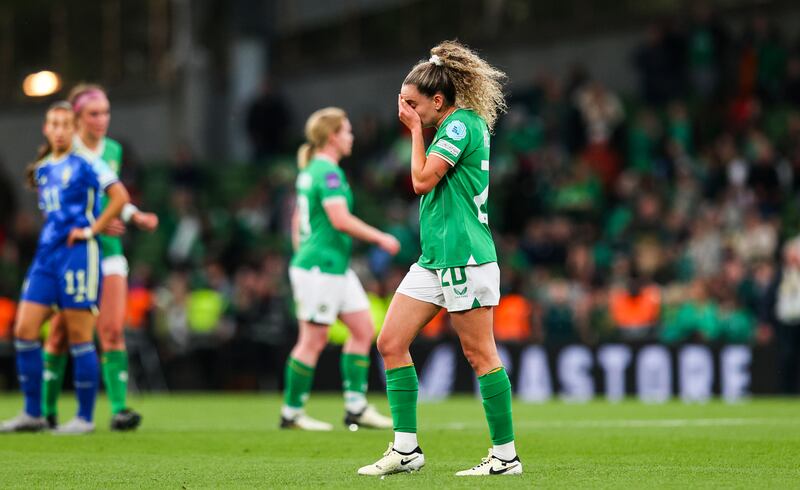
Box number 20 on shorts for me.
[440,267,467,287]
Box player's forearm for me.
[409,127,430,193]
[409,127,438,195]
[337,214,385,245]
[91,183,130,235]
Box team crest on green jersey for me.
[446,120,467,141]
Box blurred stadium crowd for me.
[1,11,800,393]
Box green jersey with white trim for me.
[73,136,124,258]
[291,157,354,275]
[419,108,496,269]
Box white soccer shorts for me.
[102,255,129,278]
[396,262,500,312]
[289,267,370,325]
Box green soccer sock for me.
[478,367,515,445]
[283,357,315,410]
[341,353,370,412]
[386,365,418,433]
[102,350,129,415]
[42,352,68,418]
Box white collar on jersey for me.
[72,134,105,158]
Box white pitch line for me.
[437,418,799,431]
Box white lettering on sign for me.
[598,344,632,402]
[637,345,672,403]
[721,346,751,402]
[558,345,594,402]
[517,346,553,402]
[419,343,456,401]
[679,345,713,403]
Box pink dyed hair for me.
[71,88,108,114]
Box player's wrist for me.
[121,203,140,223]
[82,227,94,239]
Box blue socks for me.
[70,343,99,422]
[16,339,98,422]
[15,339,43,417]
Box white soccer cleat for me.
[455,449,523,476]
[345,405,393,429]
[280,413,334,431]
[0,412,47,433]
[357,442,425,476]
[52,417,95,435]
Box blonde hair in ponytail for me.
[404,40,507,131]
[297,107,348,169]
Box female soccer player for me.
[358,41,522,476]
[42,84,158,431]
[281,107,400,430]
[0,101,130,434]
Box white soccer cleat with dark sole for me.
[358,443,425,476]
[455,449,523,476]
[52,417,95,435]
[280,413,333,431]
[0,412,47,433]
[345,405,393,429]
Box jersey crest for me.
[325,172,341,189]
[61,167,72,186]
[445,120,467,141]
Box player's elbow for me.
[329,215,349,232]
[108,183,131,205]
[412,180,433,195]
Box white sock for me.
[344,391,367,414]
[393,431,418,453]
[281,405,303,419]
[492,441,517,461]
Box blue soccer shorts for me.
[21,239,102,312]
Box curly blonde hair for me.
[403,40,507,131]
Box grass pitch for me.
[0,394,797,488]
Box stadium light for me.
[22,70,62,97]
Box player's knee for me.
[300,328,328,353]
[349,322,374,345]
[376,332,400,358]
[98,322,125,349]
[13,313,44,340]
[13,321,35,340]
[461,345,491,373]
[45,332,68,352]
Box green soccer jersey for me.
[290,156,354,275]
[418,109,497,269]
[73,135,124,258]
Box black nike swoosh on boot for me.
[400,455,420,465]
[489,463,519,475]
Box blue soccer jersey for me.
[21,150,118,310]
[34,150,118,251]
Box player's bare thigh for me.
[450,306,501,376]
[14,301,55,341]
[339,310,374,353]
[377,293,441,369]
[61,309,97,344]
[44,313,69,354]
[96,274,127,350]
[291,320,330,366]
